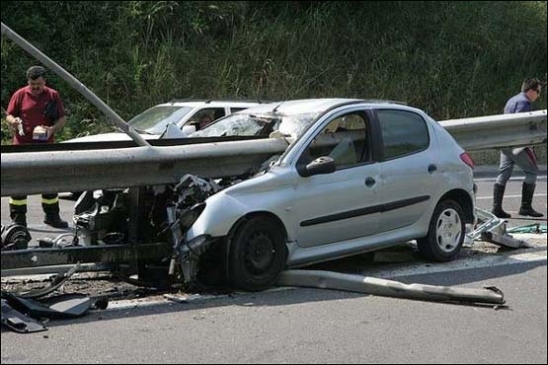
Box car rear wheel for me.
[417,200,465,262]
[228,216,287,292]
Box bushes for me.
[1,1,546,146]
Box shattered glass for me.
[190,112,320,139]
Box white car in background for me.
[66,100,260,143]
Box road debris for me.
[1,291,102,333]
[466,209,536,248]
[277,270,505,306]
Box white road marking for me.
[474,175,547,182]
[365,250,546,279]
[476,193,547,200]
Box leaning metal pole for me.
[0,22,151,147]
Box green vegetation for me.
[1,1,546,162]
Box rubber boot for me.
[9,201,27,227]
[44,213,69,229]
[43,198,69,229]
[491,184,511,218]
[518,183,544,217]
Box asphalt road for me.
[1,265,546,364]
[1,171,547,363]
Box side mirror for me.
[182,125,197,135]
[298,156,336,177]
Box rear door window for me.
[377,110,429,160]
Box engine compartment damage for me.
[1,151,275,282]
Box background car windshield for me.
[191,112,319,138]
[128,106,192,134]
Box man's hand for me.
[43,125,54,139]
[12,117,24,136]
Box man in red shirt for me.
[5,66,69,228]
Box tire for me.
[228,216,287,292]
[417,200,465,262]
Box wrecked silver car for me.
[71,99,475,292]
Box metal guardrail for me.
[2,109,546,196]
[1,138,289,196]
[439,110,547,151]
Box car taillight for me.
[460,152,475,169]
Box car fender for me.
[185,167,299,242]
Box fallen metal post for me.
[277,270,505,305]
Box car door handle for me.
[365,177,376,187]
[428,164,437,173]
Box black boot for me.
[44,213,69,229]
[9,199,27,227]
[42,195,69,229]
[518,183,544,217]
[492,184,511,218]
[11,213,27,227]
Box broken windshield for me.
[128,106,192,134]
[191,112,320,138]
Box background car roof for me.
[159,99,263,108]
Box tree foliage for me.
[1,1,546,144]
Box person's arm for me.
[514,99,532,113]
[44,91,66,138]
[5,91,23,133]
[43,116,65,139]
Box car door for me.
[293,111,382,248]
[375,109,442,232]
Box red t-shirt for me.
[6,85,66,145]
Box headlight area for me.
[166,201,216,285]
[171,234,217,285]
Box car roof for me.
[158,99,263,108]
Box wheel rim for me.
[244,231,276,275]
[435,208,462,253]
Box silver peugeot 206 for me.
[178,98,476,291]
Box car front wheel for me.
[228,216,287,292]
[417,200,465,262]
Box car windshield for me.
[128,105,192,134]
[190,112,320,138]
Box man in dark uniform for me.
[492,78,543,218]
[5,66,69,228]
